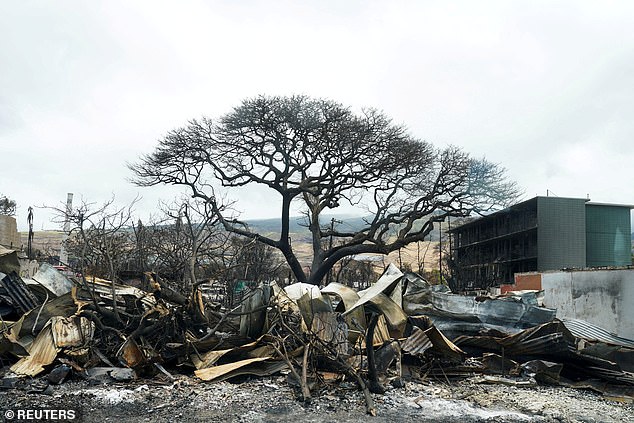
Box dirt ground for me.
[1,374,632,423]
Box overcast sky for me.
[2,0,634,231]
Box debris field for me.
[1,247,633,421]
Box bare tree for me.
[215,236,287,306]
[142,196,230,292]
[335,257,379,289]
[54,197,138,323]
[130,95,522,285]
[58,197,138,281]
[224,237,286,283]
[0,194,16,216]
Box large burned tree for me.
[131,95,520,285]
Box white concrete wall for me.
[541,268,634,339]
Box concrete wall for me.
[0,215,20,249]
[541,268,634,339]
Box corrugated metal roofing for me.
[562,318,634,349]
[0,271,40,314]
[401,326,432,355]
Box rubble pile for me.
[1,248,633,417]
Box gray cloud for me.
[2,0,633,231]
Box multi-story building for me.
[449,196,633,289]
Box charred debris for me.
[0,248,633,416]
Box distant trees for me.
[131,95,522,286]
[219,237,287,305]
[0,194,16,216]
[221,237,287,284]
[335,257,380,289]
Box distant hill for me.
[243,214,367,241]
[19,230,64,256]
[243,214,444,242]
[18,214,448,271]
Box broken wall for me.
[540,268,634,339]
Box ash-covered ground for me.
[1,374,631,423]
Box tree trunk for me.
[365,313,385,394]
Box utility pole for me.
[447,216,453,261]
[439,220,443,284]
[27,207,34,260]
[326,217,342,285]
[447,217,452,286]
[58,193,73,266]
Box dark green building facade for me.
[586,204,633,267]
[449,196,633,289]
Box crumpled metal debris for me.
[0,271,40,316]
[27,262,74,297]
[0,257,632,412]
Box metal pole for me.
[439,221,442,283]
[27,207,33,260]
[326,218,335,285]
[59,193,73,265]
